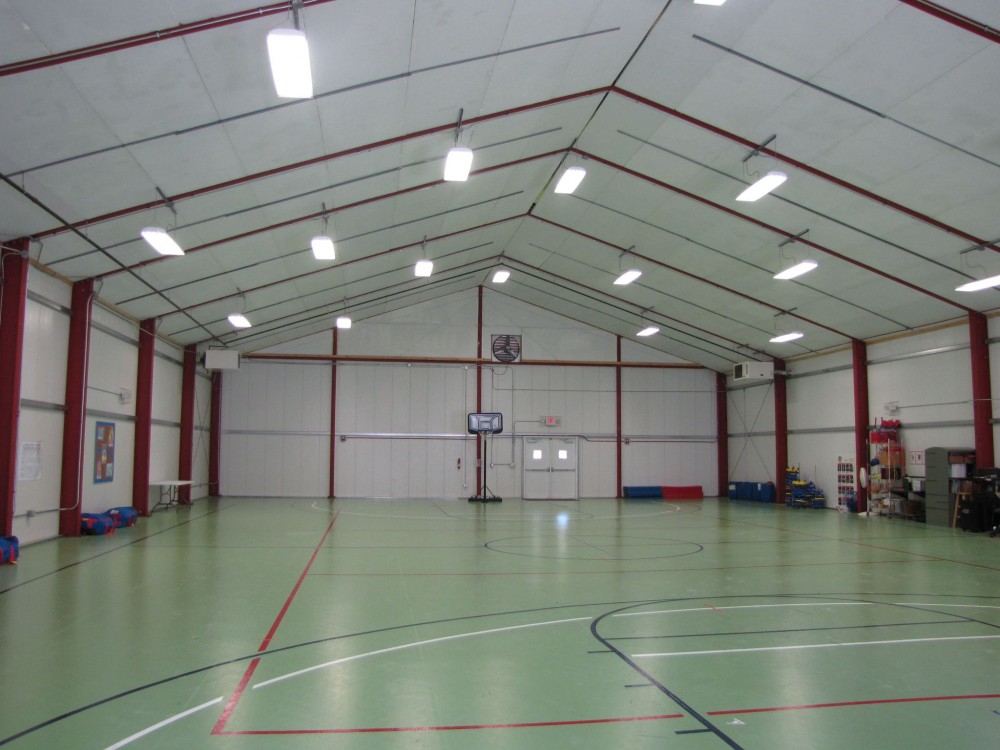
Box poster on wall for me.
[94,421,115,483]
[18,442,42,481]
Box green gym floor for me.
[2,496,1000,749]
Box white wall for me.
[730,319,987,508]
[222,289,721,499]
[12,268,209,543]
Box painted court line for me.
[253,616,593,690]
[635,634,1000,658]
[103,697,223,749]
[614,602,873,618]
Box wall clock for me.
[491,334,522,363]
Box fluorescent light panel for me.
[311,235,336,260]
[694,0,727,5]
[773,259,818,280]
[736,171,787,202]
[636,326,659,337]
[228,313,252,329]
[554,166,586,194]
[336,316,352,329]
[140,227,184,256]
[492,269,510,283]
[414,260,434,277]
[267,28,313,98]
[956,274,1000,292]
[769,331,804,343]
[443,147,473,181]
[614,269,642,285]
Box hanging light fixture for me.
[229,292,252,329]
[492,269,510,283]
[694,0,727,5]
[444,109,473,182]
[956,274,1000,292]
[267,3,312,99]
[311,204,336,259]
[336,315,352,329]
[636,326,659,337]
[773,259,817,280]
[141,227,184,256]
[414,259,434,277]
[737,135,786,202]
[554,165,586,194]
[769,311,802,343]
[615,269,642,285]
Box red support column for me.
[329,328,338,499]
[476,286,483,494]
[0,238,29,536]
[209,370,222,496]
[852,339,870,513]
[132,318,156,516]
[616,336,623,498]
[969,312,995,468]
[59,278,95,535]
[773,358,787,504]
[716,372,729,499]
[178,344,196,505]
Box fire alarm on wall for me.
[543,416,560,426]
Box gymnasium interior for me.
[2,1,1000,748]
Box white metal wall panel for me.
[220,361,331,497]
[13,271,71,542]
[728,380,777,485]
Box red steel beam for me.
[0,239,30,536]
[616,336,623,499]
[243,352,701,369]
[476,285,484,496]
[969,312,995,468]
[773,358,787,504]
[716,372,728,500]
[852,339,870,514]
[59,278,95,535]
[209,371,222,496]
[132,319,156,516]
[0,1,344,78]
[329,329,338,499]
[178,344,197,504]
[897,0,1000,45]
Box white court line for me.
[253,616,592,690]
[102,696,223,750]
[634,634,1000,659]
[894,603,1000,610]
[614,602,873,617]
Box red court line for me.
[709,693,1000,716]
[212,514,339,735]
[215,713,685,735]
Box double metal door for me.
[523,437,578,499]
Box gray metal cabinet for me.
[925,447,974,527]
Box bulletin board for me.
[94,421,115,483]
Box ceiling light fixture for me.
[637,326,659,337]
[228,313,252,329]
[614,269,642,285]
[773,259,818,280]
[140,226,184,256]
[492,269,510,283]
[956,275,1000,292]
[414,259,434,277]
[267,2,312,100]
[554,165,586,194]
[311,235,335,260]
[737,171,787,202]
[693,0,727,5]
[336,315,352,329]
[769,331,804,343]
[444,108,473,182]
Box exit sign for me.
[543,416,560,426]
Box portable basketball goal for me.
[468,412,503,503]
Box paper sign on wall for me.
[18,442,42,481]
